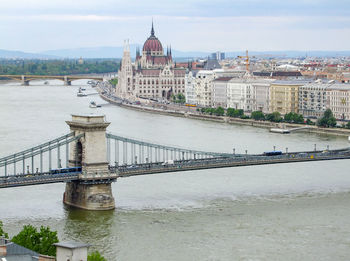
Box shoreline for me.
[98,89,350,138]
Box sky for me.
[0,0,350,52]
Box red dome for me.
[143,36,163,53]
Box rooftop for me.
[54,241,91,249]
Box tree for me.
[0,221,8,238]
[266,112,282,122]
[251,111,265,120]
[226,108,244,118]
[88,251,107,261]
[12,225,59,257]
[176,93,186,104]
[317,109,337,127]
[214,107,225,116]
[346,121,350,129]
[284,112,304,124]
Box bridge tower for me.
[64,76,72,86]
[21,75,30,86]
[63,114,116,210]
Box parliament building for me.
[117,23,186,100]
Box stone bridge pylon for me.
[63,114,117,210]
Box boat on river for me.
[89,101,101,108]
[77,88,87,97]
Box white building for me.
[185,71,196,105]
[194,70,215,107]
[212,77,233,108]
[327,84,350,120]
[226,78,274,112]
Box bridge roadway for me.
[1,148,350,188]
[0,74,104,85]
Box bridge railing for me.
[0,133,84,177]
[106,133,236,166]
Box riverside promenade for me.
[98,83,350,137]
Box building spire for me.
[151,19,155,36]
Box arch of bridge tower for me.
[64,114,115,210]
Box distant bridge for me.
[1,114,349,210]
[0,74,105,85]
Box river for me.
[1,80,350,260]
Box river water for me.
[1,80,350,260]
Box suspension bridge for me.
[1,114,350,210]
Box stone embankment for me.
[98,89,350,137]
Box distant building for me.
[78,57,84,65]
[270,80,309,114]
[212,77,233,108]
[194,70,215,107]
[185,71,197,105]
[226,78,274,112]
[117,23,186,100]
[299,80,330,118]
[210,52,225,61]
[327,84,350,120]
[253,71,303,80]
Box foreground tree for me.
[88,251,107,261]
[12,225,58,257]
[0,221,8,238]
[317,109,337,127]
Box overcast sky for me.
[1,0,349,52]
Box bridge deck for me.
[1,149,350,188]
[115,150,350,177]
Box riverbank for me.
[98,89,350,137]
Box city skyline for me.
[0,0,350,52]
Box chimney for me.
[0,238,8,256]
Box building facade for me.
[185,71,196,105]
[299,80,330,118]
[270,81,307,114]
[212,77,233,108]
[327,84,350,120]
[194,70,215,107]
[117,24,186,100]
[226,79,256,112]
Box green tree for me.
[176,93,186,104]
[284,112,304,124]
[0,221,8,238]
[12,225,59,257]
[214,107,225,116]
[266,112,282,122]
[251,111,265,120]
[317,109,337,127]
[88,251,107,261]
[226,108,244,118]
